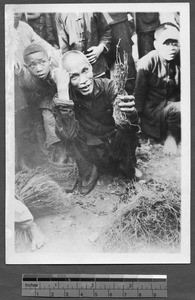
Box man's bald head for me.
[61,50,94,96]
[62,50,91,71]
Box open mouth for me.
[80,83,91,93]
[37,73,46,79]
[169,52,176,57]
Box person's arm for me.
[23,21,60,66]
[55,13,70,54]
[16,65,32,89]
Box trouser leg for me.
[137,31,155,59]
[108,126,138,179]
[53,103,96,177]
[15,107,36,169]
[161,101,181,142]
[42,109,60,148]
[70,140,95,179]
[109,20,136,94]
[87,126,139,179]
[32,108,47,154]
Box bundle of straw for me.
[15,168,70,218]
[95,179,181,252]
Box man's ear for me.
[89,64,93,72]
[153,40,157,50]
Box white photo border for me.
[5,2,191,264]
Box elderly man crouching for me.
[52,50,141,195]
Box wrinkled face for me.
[155,39,180,61]
[64,54,94,96]
[14,13,22,28]
[25,51,50,79]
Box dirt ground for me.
[16,137,181,254]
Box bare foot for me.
[163,134,178,156]
[135,168,142,179]
[29,222,46,251]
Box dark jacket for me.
[70,78,116,140]
[69,78,138,143]
[18,68,57,110]
[134,50,180,138]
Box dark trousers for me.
[160,101,181,141]
[137,31,155,59]
[106,20,136,94]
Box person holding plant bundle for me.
[52,50,142,195]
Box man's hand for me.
[85,44,104,65]
[117,95,136,113]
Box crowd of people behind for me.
[13,12,181,250]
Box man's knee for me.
[164,102,181,127]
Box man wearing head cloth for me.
[134,22,181,155]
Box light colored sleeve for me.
[15,198,33,224]
[23,21,61,67]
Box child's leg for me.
[163,102,180,155]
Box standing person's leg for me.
[161,102,181,155]
[137,31,155,58]
[109,20,136,94]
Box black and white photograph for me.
[5,3,190,264]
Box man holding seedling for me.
[52,50,141,195]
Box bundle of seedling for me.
[112,39,129,127]
[15,168,70,219]
[95,179,181,252]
